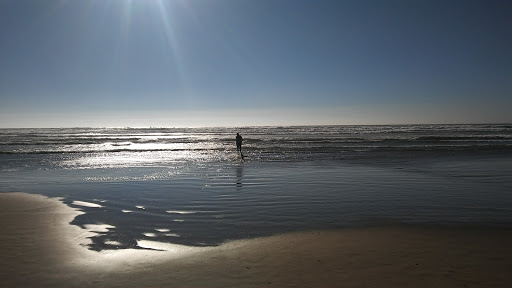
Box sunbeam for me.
[154,0,184,84]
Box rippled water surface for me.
[1,125,511,250]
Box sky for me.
[0,0,511,128]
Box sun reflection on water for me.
[62,150,227,170]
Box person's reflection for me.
[236,163,244,190]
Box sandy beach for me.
[1,192,511,288]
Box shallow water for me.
[1,125,511,250]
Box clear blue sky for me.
[1,0,511,127]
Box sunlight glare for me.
[118,0,187,84]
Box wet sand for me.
[1,192,511,288]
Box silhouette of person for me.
[236,133,243,154]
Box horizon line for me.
[1,122,510,130]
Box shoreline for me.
[1,192,512,287]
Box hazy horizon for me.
[1,0,511,128]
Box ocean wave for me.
[416,135,511,141]
[1,125,511,160]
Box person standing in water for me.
[236,133,243,155]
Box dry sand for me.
[1,192,511,287]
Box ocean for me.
[1,124,511,251]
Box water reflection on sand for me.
[45,156,512,251]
